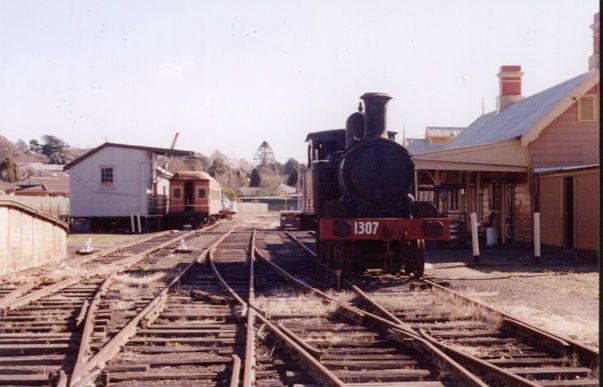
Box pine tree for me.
[252,141,276,167]
[286,169,298,187]
[249,168,261,187]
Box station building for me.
[413,13,599,257]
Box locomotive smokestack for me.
[360,92,392,139]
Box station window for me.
[101,167,113,188]
[198,188,206,198]
[173,188,181,198]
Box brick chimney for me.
[496,65,524,113]
[589,12,599,70]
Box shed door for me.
[184,181,194,213]
[563,177,574,248]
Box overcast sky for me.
[0,0,598,163]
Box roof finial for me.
[358,102,363,113]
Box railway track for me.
[1,218,597,386]
[285,230,600,386]
[0,224,229,386]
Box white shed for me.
[64,142,198,232]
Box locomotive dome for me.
[338,138,414,204]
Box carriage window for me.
[101,167,113,188]
[198,188,206,198]
[173,188,181,198]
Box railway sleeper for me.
[504,366,594,378]
[346,382,445,387]
[106,356,232,371]
[105,370,225,382]
[488,357,574,366]
[0,364,62,374]
[0,374,51,385]
[0,343,69,355]
[321,359,419,370]
[334,368,432,382]
[0,354,64,365]
[136,328,236,336]
[128,345,236,354]
[537,379,601,386]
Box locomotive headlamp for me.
[423,220,444,238]
[333,220,353,237]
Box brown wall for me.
[539,176,563,246]
[538,168,599,252]
[513,175,532,243]
[531,85,599,168]
[574,170,599,251]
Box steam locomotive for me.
[302,93,450,277]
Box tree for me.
[0,156,19,182]
[15,139,29,153]
[282,158,299,176]
[29,139,42,153]
[208,155,227,177]
[286,169,298,187]
[40,135,70,164]
[253,141,276,167]
[249,168,261,187]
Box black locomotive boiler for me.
[302,92,450,277]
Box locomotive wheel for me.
[386,241,402,274]
[404,240,425,278]
[334,240,352,276]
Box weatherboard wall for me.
[0,201,67,275]
[530,84,599,168]
[68,146,152,217]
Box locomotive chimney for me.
[496,65,524,113]
[360,92,392,139]
[345,102,365,148]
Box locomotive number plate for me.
[319,218,451,240]
[353,221,379,235]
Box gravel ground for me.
[424,246,599,349]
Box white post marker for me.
[534,212,541,263]
[470,212,479,262]
[136,213,142,234]
[130,214,135,234]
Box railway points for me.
[0,215,597,386]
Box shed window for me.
[577,95,597,122]
[101,167,113,188]
[173,188,181,198]
[198,188,206,198]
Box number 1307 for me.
[353,221,379,235]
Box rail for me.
[69,227,236,386]
[286,230,599,386]
[252,244,487,387]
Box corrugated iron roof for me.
[425,126,464,137]
[445,72,592,148]
[534,164,599,175]
[64,142,199,170]
[404,138,449,155]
